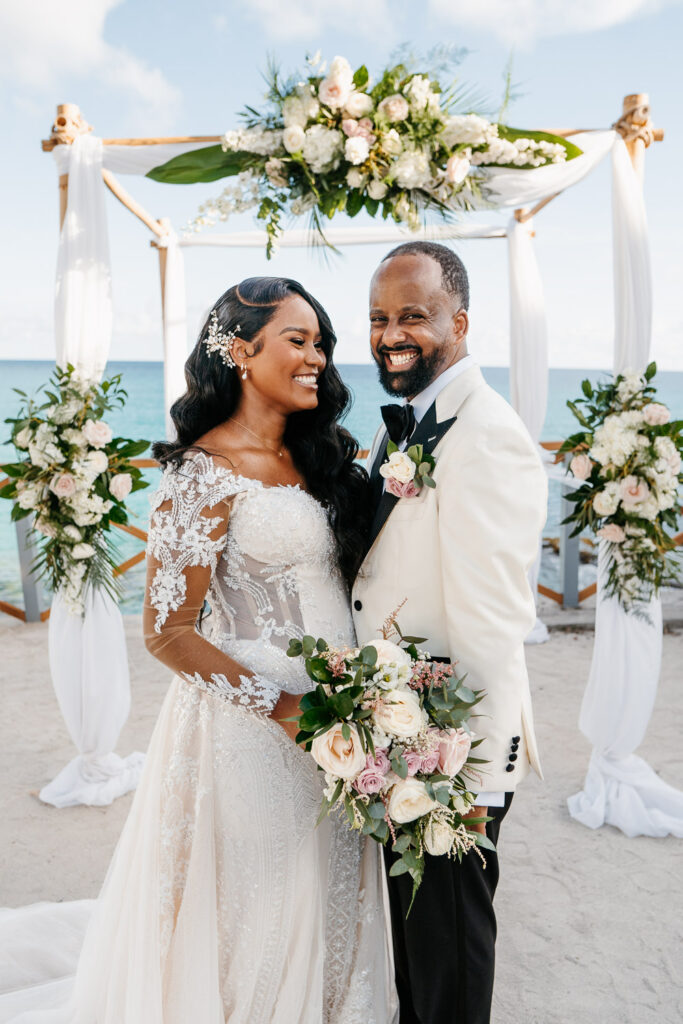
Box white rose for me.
[404,75,434,112]
[345,135,370,165]
[346,168,367,189]
[643,403,670,426]
[424,815,455,856]
[619,475,651,508]
[82,419,112,449]
[72,542,96,560]
[76,450,109,481]
[63,525,82,542]
[387,778,438,824]
[379,450,415,484]
[318,56,353,110]
[62,427,86,448]
[374,689,425,739]
[382,129,403,156]
[283,125,305,153]
[344,91,373,118]
[311,722,366,779]
[442,114,494,148]
[377,94,410,122]
[445,153,470,185]
[110,473,133,500]
[368,178,388,200]
[570,454,592,480]
[49,472,77,499]
[35,517,58,538]
[14,426,33,449]
[361,638,412,669]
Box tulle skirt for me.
[0,677,396,1023]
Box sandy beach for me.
[1,618,682,1024]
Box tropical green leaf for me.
[146,146,258,185]
[497,126,583,162]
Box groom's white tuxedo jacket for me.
[352,364,547,792]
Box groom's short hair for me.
[381,241,470,310]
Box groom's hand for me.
[464,805,488,835]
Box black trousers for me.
[383,793,513,1024]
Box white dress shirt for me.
[401,357,505,808]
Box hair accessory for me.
[203,311,240,369]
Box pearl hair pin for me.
[203,311,241,370]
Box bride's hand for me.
[272,691,304,744]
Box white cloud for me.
[238,0,393,40]
[0,0,179,121]
[236,0,679,43]
[429,0,680,45]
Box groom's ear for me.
[452,307,469,344]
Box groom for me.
[352,242,547,1024]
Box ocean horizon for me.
[2,360,681,614]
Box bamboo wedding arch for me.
[0,93,671,625]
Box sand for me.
[1,618,682,1024]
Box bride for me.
[0,277,397,1023]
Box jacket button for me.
[505,764,515,772]
[354,599,362,611]
[512,736,520,743]
[511,743,519,752]
[509,753,518,762]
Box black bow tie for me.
[381,403,416,445]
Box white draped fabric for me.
[44,135,143,808]
[567,138,682,837]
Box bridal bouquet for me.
[1,365,150,614]
[559,363,682,612]
[148,49,581,256]
[287,614,490,904]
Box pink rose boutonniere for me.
[379,442,436,499]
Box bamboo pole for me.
[101,169,166,237]
[42,134,222,152]
[613,93,664,183]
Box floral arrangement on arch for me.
[1,366,150,614]
[147,50,581,256]
[287,609,490,905]
[559,363,682,612]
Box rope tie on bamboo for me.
[612,101,656,148]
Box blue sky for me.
[1,0,681,368]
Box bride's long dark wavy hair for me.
[153,276,370,585]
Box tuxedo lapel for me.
[366,403,457,552]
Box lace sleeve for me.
[142,453,280,716]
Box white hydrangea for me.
[51,399,82,425]
[221,127,282,156]
[344,135,370,165]
[392,148,432,190]
[16,481,45,510]
[302,125,343,173]
[441,114,497,148]
[592,481,621,517]
[282,95,309,129]
[590,414,641,468]
[381,128,403,157]
[616,369,644,402]
[403,75,440,115]
[14,426,33,449]
[61,427,87,449]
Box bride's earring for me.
[241,363,248,381]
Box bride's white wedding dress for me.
[0,451,396,1023]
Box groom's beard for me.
[374,347,444,399]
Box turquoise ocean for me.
[1,361,681,613]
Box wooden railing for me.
[1,449,681,622]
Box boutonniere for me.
[379,442,436,499]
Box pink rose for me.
[377,94,410,122]
[597,523,626,543]
[446,153,470,185]
[342,118,359,137]
[643,403,670,426]
[110,472,132,501]
[619,475,650,508]
[419,748,441,774]
[49,472,77,499]
[82,419,112,448]
[570,453,592,480]
[438,728,471,778]
[357,118,376,143]
[386,477,419,499]
[353,750,391,795]
[402,751,423,776]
